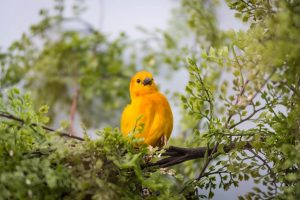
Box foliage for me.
[0,0,136,128]
[0,88,182,200]
[181,0,226,48]
[174,0,300,199]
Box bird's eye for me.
[136,79,141,83]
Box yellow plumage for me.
[121,71,173,147]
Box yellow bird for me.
[121,71,173,147]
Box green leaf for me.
[39,105,49,114]
[217,143,225,154]
[186,57,196,66]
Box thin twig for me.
[148,68,276,169]
[248,149,278,194]
[0,112,84,141]
[229,106,266,129]
[241,0,255,9]
[231,45,244,85]
[251,68,276,101]
[69,85,80,136]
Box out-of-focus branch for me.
[69,85,80,136]
[62,17,97,33]
[0,111,84,141]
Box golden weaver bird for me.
[121,71,173,147]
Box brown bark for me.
[69,86,80,136]
[146,142,252,168]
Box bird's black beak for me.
[143,78,153,86]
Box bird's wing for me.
[121,105,133,136]
[144,93,173,147]
[121,101,152,138]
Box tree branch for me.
[146,142,252,168]
[247,149,278,194]
[148,69,276,169]
[0,111,84,141]
[69,85,80,136]
[229,106,266,129]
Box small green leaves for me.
[229,95,235,101]
[181,95,187,103]
[208,191,214,199]
[163,32,176,49]
[209,47,216,57]
[0,88,184,199]
[217,143,225,154]
[184,57,214,124]
[39,105,49,114]
[186,57,196,66]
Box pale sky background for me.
[0,0,253,199]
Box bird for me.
[121,71,173,147]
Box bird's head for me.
[130,71,158,99]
